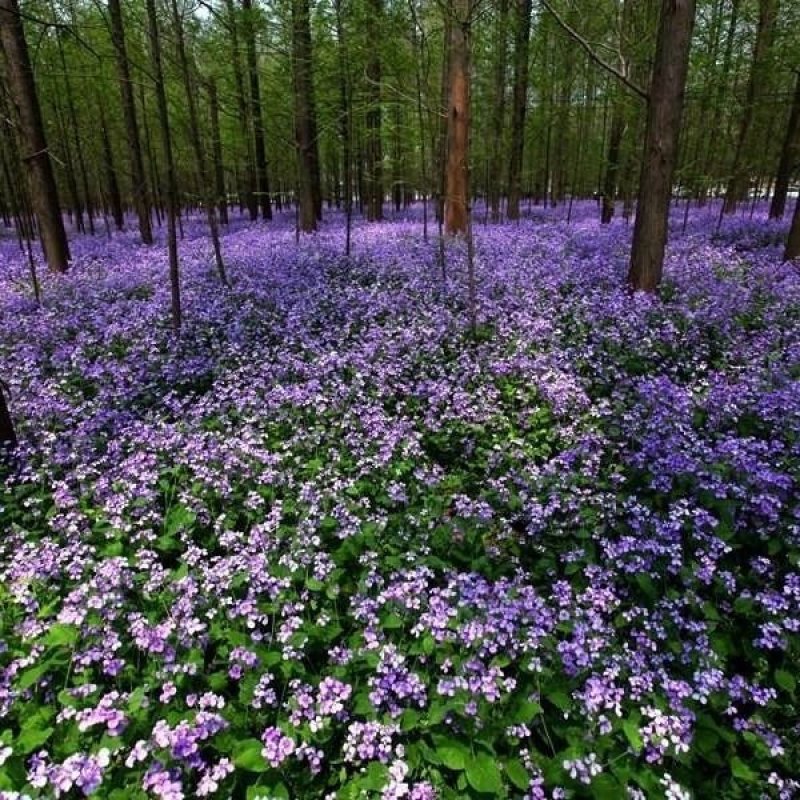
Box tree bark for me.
[365,0,383,221]
[488,0,509,221]
[208,79,229,225]
[769,71,800,220]
[108,0,153,244]
[99,108,125,231]
[334,0,352,253]
[628,0,696,293]
[0,0,70,272]
[786,194,800,261]
[145,0,181,331]
[242,0,272,220]
[292,0,320,232]
[601,107,624,223]
[723,0,779,214]
[506,0,532,221]
[170,0,227,285]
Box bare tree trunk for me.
[366,0,383,221]
[242,0,272,220]
[99,107,125,231]
[723,0,779,214]
[488,0,508,221]
[786,194,800,261]
[506,0,532,221]
[601,107,624,223]
[208,79,229,225]
[170,0,227,285]
[224,0,257,219]
[0,0,70,271]
[108,0,153,244]
[145,0,181,331]
[628,0,696,293]
[0,380,16,448]
[769,70,800,220]
[334,0,353,254]
[292,0,320,233]
[444,0,471,234]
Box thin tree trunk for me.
[769,71,800,220]
[334,0,353,254]
[628,0,696,292]
[785,194,800,261]
[170,0,227,285]
[723,0,779,214]
[208,79,229,225]
[0,0,70,271]
[99,107,125,231]
[601,107,624,223]
[506,0,532,220]
[366,0,383,221]
[145,0,181,331]
[108,0,153,244]
[224,0,257,219]
[242,0,272,220]
[292,0,320,233]
[488,0,508,221]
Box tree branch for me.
[540,0,648,102]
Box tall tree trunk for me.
[601,107,624,223]
[488,0,509,221]
[208,79,229,225]
[170,0,227,285]
[224,0,257,219]
[0,380,16,448]
[292,0,320,232]
[0,0,70,271]
[723,0,779,214]
[769,71,800,220]
[628,0,696,293]
[334,0,353,254]
[145,0,181,331]
[108,0,153,244]
[444,0,471,235]
[365,0,383,221]
[242,0,272,220]
[506,0,532,221]
[99,108,125,231]
[786,194,800,261]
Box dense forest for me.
[2,0,800,798]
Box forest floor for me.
[0,202,799,799]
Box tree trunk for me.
[145,0,181,331]
[723,0,779,214]
[0,380,16,448]
[628,0,696,293]
[242,0,272,220]
[786,194,800,261]
[0,0,70,272]
[334,0,352,254]
[506,0,532,221]
[769,71,800,220]
[292,0,320,233]
[601,106,624,223]
[169,0,227,285]
[224,0,257,219]
[365,0,383,221]
[108,0,153,244]
[208,79,229,225]
[99,109,125,231]
[488,0,509,221]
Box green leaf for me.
[511,700,542,724]
[41,623,79,648]
[17,662,50,691]
[233,739,268,772]
[731,757,757,782]
[591,774,622,799]
[622,719,643,753]
[465,753,503,794]
[505,759,530,790]
[17,724,54,754]
[775,669,796,694]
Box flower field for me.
[1,204,799,799]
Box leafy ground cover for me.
[1,203,799,799]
